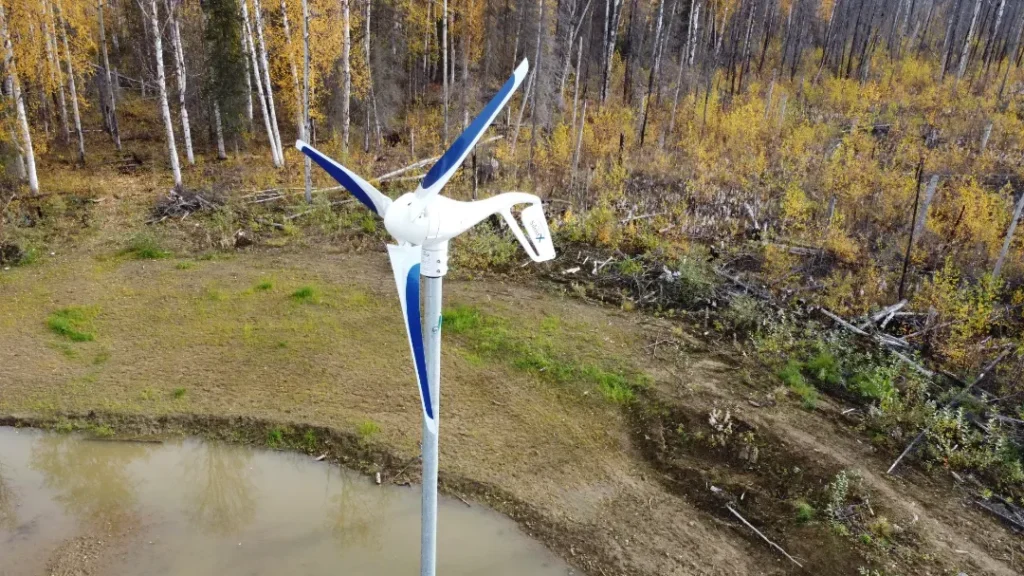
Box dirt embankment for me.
[1,228,1021,575]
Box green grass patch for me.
[267,427,285,448]
[172,387,187,399]
[46,306,98,342]
[793,500,815,524]
[255,280,274,291]
[778,360,819,409]
[443,305,483,333]
[291,286,320,304]
[175,261,195,270]
[91,424,115,438]
[122,233,171,260]
[357,419,381,439]
[302,430,318,451]
[442,305,647,404]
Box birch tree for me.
[302,0,311,201]
[168,0,194,165]
[42,0,69,141]
[956,0,984,81]
[56,0,84,163]
[281,0,303,140]
[341,0,351,151]
[0,0,38,193]
[98,0,121,150]
[600,0,622,104]
[145,0,183,189]
[442,0,449,144]
[252,0,284,163]
[242,0,282,165]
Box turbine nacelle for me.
[384,192,555,276]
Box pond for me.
[0,427,575,575]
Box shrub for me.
[122,233,171,260]
[291,286,320,304]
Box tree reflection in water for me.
[29,435,153,525]
[0,461,16,530]
[324,465,390,550]
[179,441,257,535]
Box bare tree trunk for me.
[528,0,545,168]
[0,0,38,193]
[510,68,535,157]
[168,0,194,165]
[570,34,583,134]
[814,0,839,82]
[367,0,381,144]
[570,100,586,188]
[914,174,940,238]
[638,0,665,146]
[461,7,469,129]
[982,0,1005,69]
[281,0,304,140]
[214,102,227,159]
[994,189,1024,280]
[98,0,121,151]
[242,0,282,165]
[688,0,700,66]
[957,0,984,81]
[601,0,622,103]
[43,0,69,141]
[56,0,84,163]
[442,0,448,144]
[303,0,312,202]
[941,0,964,80]
[341,0,351,151]
[148,0,182,189]
[558,0,591,101]
[241,27,254,122]
[998,13,1024,100]
[252,0,284,163]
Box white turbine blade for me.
[296,140,392,216]
[387,244,437,433]
[414,59,529,203]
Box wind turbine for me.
[296,58,554,576]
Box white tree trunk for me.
[149,0,182,189]
[214,102,227,159]
[240,29,254,122]
[302,0,311,202]
[252,0,284,164]
[570,34,583,134]
[43,0,70,141]
[341,0,351,151]
[601,0,622,103]
[56,0,84,163]
[365,0,381,143]
[442,0,448,143]
[242,0,282,166]
[957,0,984,81]
[169,1,194,165]
[281,0,304,140]
[994,189,1024,280]
[0,1,38,193]
[97,0,121,150]
[914,175,940,239]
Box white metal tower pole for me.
[421,273,443,576]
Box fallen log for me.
[726,503,803,568]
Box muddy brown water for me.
[0,427,575,575]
